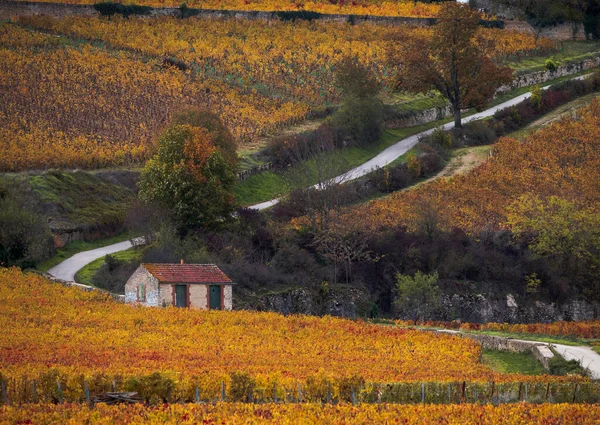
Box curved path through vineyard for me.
[48,237,145,282]
[46,75,590,281]
[249,75,589,210]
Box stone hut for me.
[124,261,234,310]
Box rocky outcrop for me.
[235,286,371,318]
[435,293,598,324]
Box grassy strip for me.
[235,70,597,207]
[234,123,441,206]
[506,41,600,74]
[74,246,143,285]
[481,349,546,375]
[37,231,134,272]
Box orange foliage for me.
[0,267,574,395]
[21,16,556,106]
[1,18,556,171]
[0,24,307,171]
[11,0,442,17]
[333,98,600,235]
[3,403,600,424]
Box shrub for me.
[126,372,175,404]
[331,96,383,147]
[460,121,497,146]
[530,85,543,111]
[418,151,442,176]
[178,3,200,18]
[229,372,256,402]
[372,164,413,193]
[429,127,453,149]
[548,355,586,376]
[407,153,422,178]
[91,257,139,294]
[544,59,558,73]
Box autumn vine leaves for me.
[2,17,555,172]
[332,99,600,237]
[3,403,600,424]
[11,0,443,17]
[0,267,560,390]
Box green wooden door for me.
[209,285,221,310]
[175,285,187,308]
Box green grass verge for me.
[482,349,546,375]
[234,70,597,207]
[28,170,134,228]
[74,246,143,285]
[37,231,134,272]
[505,41,600,74]
[234,123,440,206]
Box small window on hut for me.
[137,284,146,302]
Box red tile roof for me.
[142,264,232,284]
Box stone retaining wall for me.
[391,59,599,129]
[437,329,555,371]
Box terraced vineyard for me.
[1,16,557,171]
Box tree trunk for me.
[453,107,462,129]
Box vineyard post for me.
[448,383,451,404]
[57,380,63,404]
[525,384,528,402]
[84,381,91,406]
[545,382,550,401]
[112,380,116,392]
[461,381,466,403]
[421,382,425,404]
[326,382,331,404]
[32,380,37,404]
[473,383,478,403]
[498,384,502,404]
[221,382,226,402]
[1,379,7,405]
[273,382,278,403]
[351,387,357,406]
[573,383,579,403]
[518,383,523,401]
[297,382,303,403]
[195,386,200,404]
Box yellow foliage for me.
[2,403,600,424]
[0,267,576,400]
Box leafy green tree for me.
[138,118,237,232]
[394,271,441,324]
[507,194,600,299]
[334,55,381,100]
[332,55,383,146]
